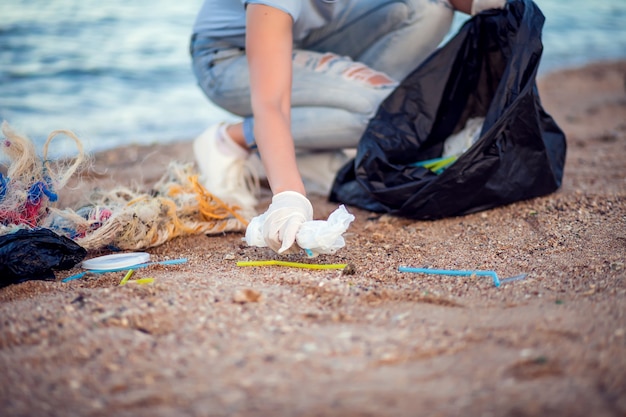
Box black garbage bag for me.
[330,0,566,219]
[0,228,87,287]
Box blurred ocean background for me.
[1,0,625,157]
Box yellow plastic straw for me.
[119,269,135,286]
[237,260,347,270]
[129,278,155,285]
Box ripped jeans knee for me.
[292,51,398,89]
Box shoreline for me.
[5,58,619,164]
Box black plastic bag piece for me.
[330,0,566,219]
[0,228,87,287]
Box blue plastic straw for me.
[62,258,188,283]
[398,266,501,287]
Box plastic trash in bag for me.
[330,0,566,219]
[442,117,484,158]
[295,205,355,256]
[245,205,355,257]
[0,228,87,287]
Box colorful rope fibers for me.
[1,121,251,251]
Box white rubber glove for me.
[471,0,506,15]
[245,204,355,257]
[259,191,313,254]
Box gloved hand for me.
[245,203,354,257]
[257,191,313,254]
[471,0,506,15]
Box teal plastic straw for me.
[62,258,188,283]
[398,266,501,287]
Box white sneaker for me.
[193,123,260,212]
[297,150,351,196]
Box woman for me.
[190,0,506,254]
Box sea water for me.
[1,0,625,157]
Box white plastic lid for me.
[82,252,150,271]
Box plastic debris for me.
[411,156,458,174]
[130,278,155,285]
[245,204,355,257]
[398,267,527,288]
[499,274,529,284]
[48,164,249,251]
[82,252,150,271]
[442,117,485,158]
[119,269,135,286]
[0,228,87,287]
[62,257,187,282]
[1,121,250,251]
[237,260,348,270]
[0,121,86,230]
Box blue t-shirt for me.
[193,0,347,47]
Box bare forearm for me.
[449,0,472,14]
[246,4,306,196]
[254,108,305,195]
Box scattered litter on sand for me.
[1,121,250,252]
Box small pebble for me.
[232,288,263,304]
[342,263,356,275]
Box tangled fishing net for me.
[0,121,249,251]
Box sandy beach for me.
[1,60,625,417]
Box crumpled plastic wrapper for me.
[244,205,355,257]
